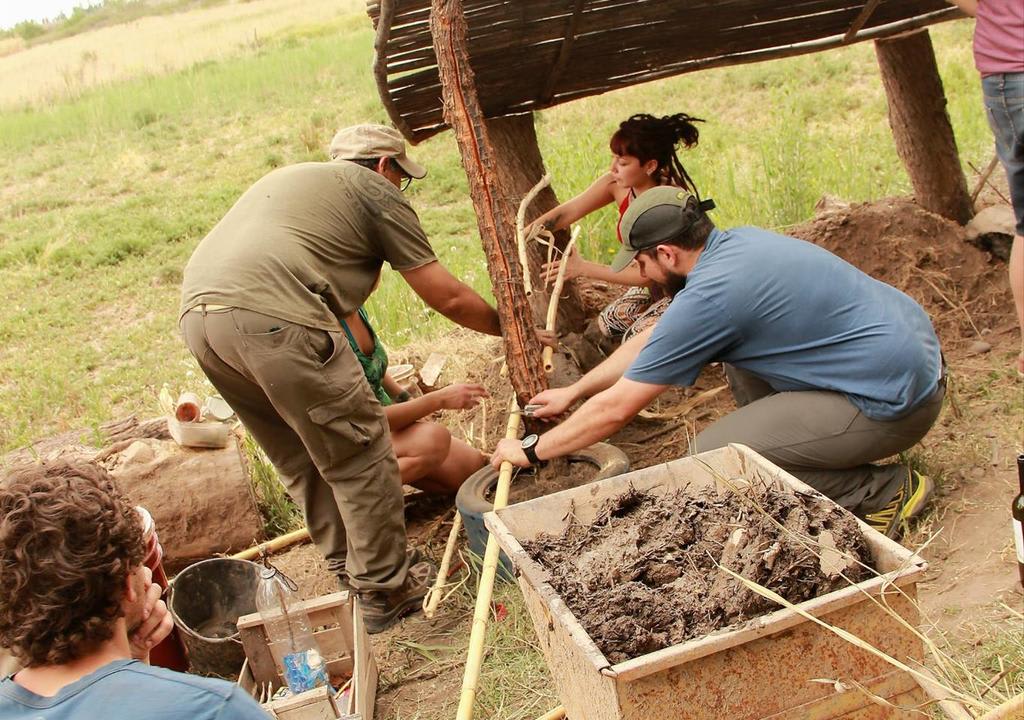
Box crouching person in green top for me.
[341,305,488,494]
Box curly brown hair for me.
[0,460,143,667]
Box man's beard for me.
[658,270,686,297]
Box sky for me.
[0,0,103,31]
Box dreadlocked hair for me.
[609,112,704,197]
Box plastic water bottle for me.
[256,563,329,694]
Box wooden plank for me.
[237,592,369,705]
[613,594,922,717]
[238,622,282,688]
[352,597,378,720]
[325,656,354,681]
[271,686,340,720]
[418,353,447,388]
[312,628,353,661]
[758,670,923,719]
[298,592,351,622]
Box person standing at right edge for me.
[949,0,1024,374]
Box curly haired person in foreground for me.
[0,461,268,720]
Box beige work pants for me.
[180,307,409,592]
[695,365,945,516]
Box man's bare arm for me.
[400,261,501,336]
[491,377,667,466]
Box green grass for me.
[242,431,303,537]
[0,15,994,454]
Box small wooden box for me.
[236,591,376,720]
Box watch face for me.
[521,433,539,450]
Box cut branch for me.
[542,225,579,373]
[516,173,551,297]
[843,0,883,43]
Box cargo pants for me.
[180,306,410,592]
[695,365,945,516]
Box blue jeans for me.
[983,72,1024,235]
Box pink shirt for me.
[973,0,1024,76]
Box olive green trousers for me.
[181,306,409,592]
[696,365,944,516]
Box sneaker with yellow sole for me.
[863,469,935,540]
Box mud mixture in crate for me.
[523,482,873,663]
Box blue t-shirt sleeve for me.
[625,289,739,386]
[215,687,272,719]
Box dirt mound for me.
[791,198,1012,346]
[524,484,871,664]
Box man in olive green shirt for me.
[180,124,501,633]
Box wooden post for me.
[874,29,973,225]
[487,114,588,334]
[431,1,548,404]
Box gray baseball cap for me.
[329,124,427,179]
[611,187,701,272]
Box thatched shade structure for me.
[369,0,959,142]
[366,0,971,406]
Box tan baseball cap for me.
[328,124,427,179]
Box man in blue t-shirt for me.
[491,187,944,538]
[0,461,268,720]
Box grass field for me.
[0,8,992,455]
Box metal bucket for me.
[168,558,261,678]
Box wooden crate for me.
[484,444,929,720]
[236,591,376,720]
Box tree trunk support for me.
[431,0,548,404]
[874,29,973,225]
[486,113,588,334]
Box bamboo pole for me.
[456,397,522,720]
[542,226,579,373]
[231,527,310,561]
[422,511,463,619]
[534,706,566,720]
[516,174,551,297]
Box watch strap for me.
[522,436,540,465]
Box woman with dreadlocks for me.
[533,112,708,342]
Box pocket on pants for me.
[307,383,388,465]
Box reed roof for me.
[367,0,959,143]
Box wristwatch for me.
[521,433,541,465]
